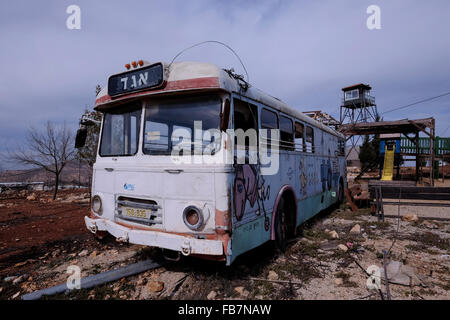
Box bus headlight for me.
[92,195,102,215]
[183,206,204,231]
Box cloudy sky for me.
[1,0,449,169]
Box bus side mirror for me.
[75,128,88,149]
[220,99,230,132]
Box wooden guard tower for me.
[340,84,378,125]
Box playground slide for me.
[381,146,395,181]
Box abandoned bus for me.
[80,60,347,265]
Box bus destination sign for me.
[108,63,164,97]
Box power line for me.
[442,124,450,136]
[380,91,450,115]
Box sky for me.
[0,0,449,169]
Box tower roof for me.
[342,83,372,92]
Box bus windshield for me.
[143,96,222,155]
[99,103,141,157]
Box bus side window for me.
[261,108,279,150]
[306,126,314,153]
[280,115,294,151]
[338,139,345,156]
[295,122,305,152]
[233,99,258,151]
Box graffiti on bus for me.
[233,164,270,231]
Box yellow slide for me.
[381,145,395,181]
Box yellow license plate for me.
[122,207,150,219]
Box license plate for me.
[121,206,151,220]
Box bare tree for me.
[11,121,75,199]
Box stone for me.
[136,277,147,286]
[268,271,279,281]
[12,292,21,299]
[349,224,361,235]
[334,278,343,285]
[380,261,422,286]
[78,249,89,257]
[147,281,164,293]
[402,214,419,222]
[207,290,217,300]
[4,276,17,282]
[328,230,339,239]
[421,221,438,229]
[12,276,24,285]
[320,240,339,251]
[14,261,28,267]
[234,286,245,295]
[90,251,97,258]
[337,244,348,252]
[26,194,36,201]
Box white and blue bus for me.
[78,60,347,265]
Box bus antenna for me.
[168,40,250,84]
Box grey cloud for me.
[0,0,449,164]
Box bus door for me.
[230,97,269,259]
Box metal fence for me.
[401,137,450,156]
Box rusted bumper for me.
[84,216,223,256]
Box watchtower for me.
[340,84,378,125]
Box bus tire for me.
[274,197,288,252]
[338,178,345,204]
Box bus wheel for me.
[338,180,345,204]
[274,198,288,252]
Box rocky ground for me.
[0,190,449,300]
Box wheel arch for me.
[270,185,297,240]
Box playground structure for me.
[336,83,450,217]
[340,117,438,185]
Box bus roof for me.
[95,61,343,138]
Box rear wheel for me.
[338,179,345,204]
[274,198,288,252]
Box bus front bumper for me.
[84,216,223,256]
